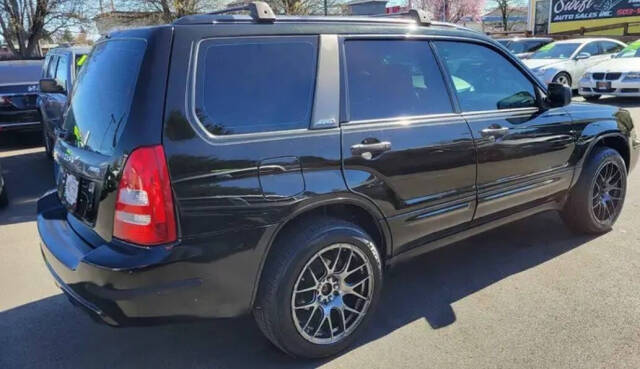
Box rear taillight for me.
[113,145,177,246]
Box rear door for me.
[433,40,575,220]
[340,38,477,253]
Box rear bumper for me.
[0,109,41,130]
[37,191,268,325]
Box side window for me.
[528,40,545,52]
[600,41,624,54]
[343,40,452,121]
[55,56,69,89]
[194,36,318,135]
[47,56,58,79]
[434,41,537,112]
[42,55,50,78]
[581,42,600,56]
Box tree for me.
[491,0,524,31]
[0,0,88,58]
[115,0,222,23]
[61,28,74,43]
[416,0,485,23]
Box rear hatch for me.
[53,27,173,244]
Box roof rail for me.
[372,8,431,26]
[208,1,276,23]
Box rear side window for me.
[194,36,318,136]
[62,39,146,155]
[343,40,452,121]
[434,41,537,112]
[600,41,624,54]
[55,56,69,89]
[47,56,58,79]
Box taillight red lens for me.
[113,145,177,246]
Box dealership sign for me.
[552,0,640,22]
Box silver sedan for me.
[523,38,626,89]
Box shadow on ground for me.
[0,211,596,369]
[0,132,54,226]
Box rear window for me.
[194,36,318,136]
[0,60,43,84]
[62,39,146,155]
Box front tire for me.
[562,147,627,234]
[254,217,382,358]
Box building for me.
[528,0,640,36]
[347,0,388,15]
[482,7,528,32]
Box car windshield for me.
[530,43,579,59]
[615,41,640,58]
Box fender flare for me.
[249,193,392,307]
[570,131,630,188]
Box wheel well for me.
[272,203,387,260]
[594,135,630,171]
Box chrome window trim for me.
[187,35,323,144]
[0,121,41,128]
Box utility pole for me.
[324,0,328,15]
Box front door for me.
[340,39,477,253]
[433,40,575,220]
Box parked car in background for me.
[524,38,626,89]
[36,4,638,359]
[0,59,43,133]
[38,46,90,157]
[0,160,6,207]
[579,39,640,100]
[496,37,553,59]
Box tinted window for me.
[62,39,146,155]
[55,56,69,89]
[581,42,599,56]
[47,56,58,79]
[0,60,43,84]
[435,41,537,112]
[600,41,624,54]
[195,37,317,135]
[344,40,452,121]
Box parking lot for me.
[0,96,639,369]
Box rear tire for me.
[254,217,382,358]
[553,72,572,88]
[562,147,627,234]
[584,95,601,101]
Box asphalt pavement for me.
[1,97,639,369]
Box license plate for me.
[64,173,79,207]
[596,81,611,89]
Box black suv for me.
[38,46,91,157]
[37,4,638,358]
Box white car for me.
[523,38,626,89]
[579,40,640,100]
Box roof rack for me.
[208,1,276,23]
[372,8,431,26]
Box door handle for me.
[351,141,392,159]
[480,126,509,137]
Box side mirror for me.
[547,82,572,107]
[39,78,65,94]
[575,52,591,60]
